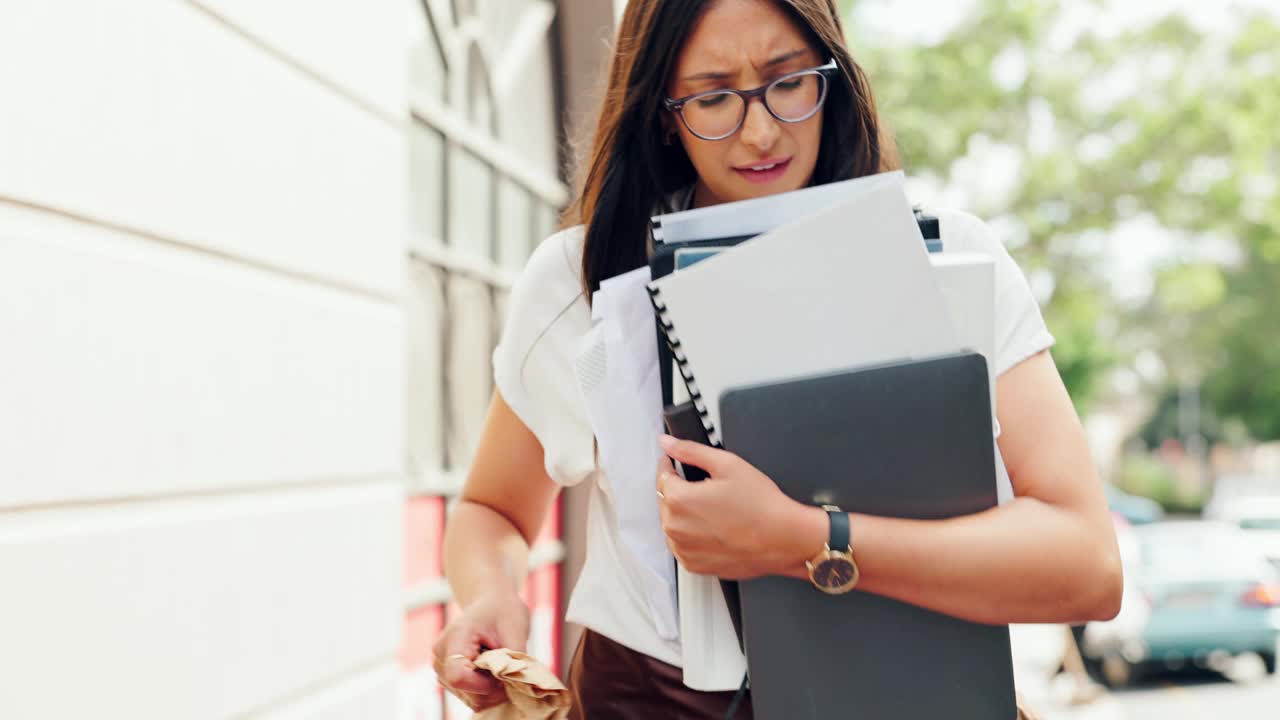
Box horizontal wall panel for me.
[191,0,418,121]
[399,667,444,720]
[0,482,402,719]
[256,662,400,720]
[0,204,405,508]
[0,0,406,297]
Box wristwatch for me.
[806,505,860,594]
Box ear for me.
[660,113,676,139]
[659,122,679,147]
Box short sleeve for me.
[936,210,1056,377]
[491,227,597,487]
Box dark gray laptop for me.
[718,352,1016,720]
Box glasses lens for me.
[681,91,746,139]
[766,72,825,121]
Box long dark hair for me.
[565,0,899,297]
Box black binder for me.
[717,352,1016,720]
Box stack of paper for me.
[650,178,958,442]
[646,173,1012,690]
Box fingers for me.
[658,453,676,474]
[440,654,502,696]
[656,458,679,493]
[657,453,699,510]
[656,461,702,558]
[434,632,502,697]
[656,456,679,499]
[658,434,736,476]
[442,669,506,714]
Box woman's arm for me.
[433,390,560,709]
[444,389,560,608]
[657,350,1123,626]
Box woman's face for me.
[667,0,825,208]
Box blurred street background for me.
[1,0,1277,718]
[841,0,1280,715]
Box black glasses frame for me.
[663,59,839,141]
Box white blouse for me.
[491,208,1056,675]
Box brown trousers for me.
[567,630,752,719]
[566,628,1040,719]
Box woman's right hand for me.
[432,589,531,711]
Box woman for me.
[433,0,1123,717]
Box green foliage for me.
[839,0,1280,437]
[1114,453,1208,514]
[1200,245,1280,440]
[1043,285,1117,417]
[1135,385,1225,451]
[1155,264,1226,315]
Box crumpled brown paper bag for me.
[472,649,572,720]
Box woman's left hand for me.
[656,434,820,580]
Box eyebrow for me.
[680,48,813,82]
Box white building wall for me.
[0,0,413,717]
[0,0,585,716]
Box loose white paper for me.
[580,267,679,641]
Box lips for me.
[733,157,792,184]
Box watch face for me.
[813,556,857,591]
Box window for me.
[409,125,445,243]
[402,3,569,709]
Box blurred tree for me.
[1135,385,1225,451]
[1198,243,1280,441]
[839,0,1280,433]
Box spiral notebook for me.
[646,178,960,447]
[648,172,939,409]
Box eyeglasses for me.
[664,59,838,141]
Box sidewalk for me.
[1041,698,1126,720]
[1010,624,1127,720]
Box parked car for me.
[1204,496,1280,571]
[1082,521,1280,686]
[1203,474,1280,520]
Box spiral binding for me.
[646,280,723,447]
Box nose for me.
[738,97,780,154]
